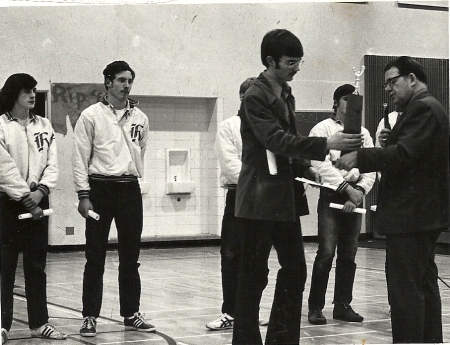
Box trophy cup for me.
[343,65,365,134]
[342,65,365,155]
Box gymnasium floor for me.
[5,240,450,345]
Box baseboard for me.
[48,234,221,253]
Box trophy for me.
[343,65,365,135]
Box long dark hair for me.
[0,73,37,113]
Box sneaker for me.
[333,303,364,322]
[206,313,234,330]
[1,328,8,344]
[124,312,156,332]
[308,307,327,325]
[80,316,97,337]
[258,314,269,326]
[31,323,67,340]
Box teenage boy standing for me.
[72,61,153,337]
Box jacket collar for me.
[6,111,37,123]
[102,96,138,118]
[406,89,430,107]
[102,96,138,108]
[395,90,430,128]
[254,72,294,105]
[251,72,295,128]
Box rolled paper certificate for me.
[266,150,277,175]
[295,177,338,191]
[370,205,377,212]
[18,208,53,220]
[329,202,366,214]
[74,203,100,220]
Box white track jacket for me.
[0,112,58,201]
[72,99,149,196]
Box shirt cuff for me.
[77,190,90,200]
[37,184,50,197]
[354,185,365,195]
[336,181,349,194]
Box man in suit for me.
[337,56,448,344]
[231,28,364,345]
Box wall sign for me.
[51,83,105,135]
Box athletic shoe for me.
[206,313,234,330]
[80,316,97,337]
[124,312,156,332]
[1,328,8,344]
[31,323,67,340]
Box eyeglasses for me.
[280,59,304,69]
[384,75,403,89]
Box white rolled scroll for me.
[74,203,100,220]
[266,150,277,175]
[329,202,366,214]
[18,208,53,220]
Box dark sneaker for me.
[80,316,97,337]
[31,323,67,340]
[124,312,156,332]
[333,303,364,322]
[308,307,327,325]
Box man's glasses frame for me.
[384,75,404,89]
[279,59,304,69]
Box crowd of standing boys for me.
[1,29,447,345]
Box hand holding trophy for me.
[342,65,365,155]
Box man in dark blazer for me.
[337,56,449,344]
[231,29,364,345]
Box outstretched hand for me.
[335,151,358,171]
[327,131,363,151]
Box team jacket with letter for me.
[0,112,58,201]
[72,98,149,198]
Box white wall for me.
[0,2,447,114]
[0,2,447,242]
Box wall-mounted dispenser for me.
[165,148,195,194]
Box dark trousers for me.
[1,195,50,330]
[220,189,242,317]
[82,178,143,318]
[232,218,307,345]
[386,229,443,344]
[308,195,361,309]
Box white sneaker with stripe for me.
[124,312,156,332]
[206,313,234,330]
[31,323,67,340]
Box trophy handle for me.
[352,65,365,94]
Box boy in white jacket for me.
[307,84,376,325]
[0,73,65,342]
